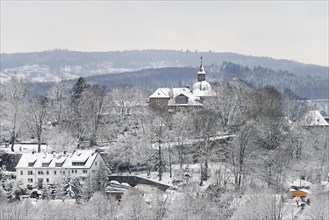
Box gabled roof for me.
[149,87,202,107]
[15,150,101,169]
[149,88,170,98]
[300,110,329,126]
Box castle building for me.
[149,57,215,111]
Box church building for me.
[149,57,215,111]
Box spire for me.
[198,56,205,82]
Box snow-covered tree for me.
[191,109,221,185]
[111,84,147,116]
[27,96,49,152]
[69,76,88,148]
[62,177,81,200]
[0,76,30,151]
[116,190,150,220]
[81,84,111,147]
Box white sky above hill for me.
[1,1,328,66]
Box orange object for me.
[290,189,308,197]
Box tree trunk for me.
[128,157,131,174]
[158,140,162,181]
[199,144,203,186]
[204,158,208,181]
[169,144,172,178]
[10,130,15,152]
[38,135,41,153]
[199,159,203,186]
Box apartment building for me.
[15,149,105,187]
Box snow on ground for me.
[282,197,310,220]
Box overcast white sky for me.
[1,1,328,66]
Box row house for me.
[15,150,105,187]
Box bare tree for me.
[27,96,49,152]
[48,81,68,124]
[111,85,146,116]
[0,76,30,151]
[170,112,194,169]
[191,109,220,185]
[82,84,110,147]
[230,122,255,191]
[153,114,169,181]
[204,81,250,132]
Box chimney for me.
[169,88,174,98]
[64,151,67,155]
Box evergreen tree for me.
[71,76,88,102]
[93,164,110,193]
[70,77,88,148]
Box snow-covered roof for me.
[71,153,89,163]
[198,65,206,74]
[16,150,101,169]
[192,81,215,97]
[149,88,170,98]
[41,155,53,164]
[150,87,203,107]
[299,110,329,126]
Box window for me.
[81,177,86,181]
[28,162,34,167]
[46,171,49,175]
[38,171,44,175]
[176,95,187,104]
[42,163,50,167]
[92,170,95,173]
[72,162,85,166]
[28,178,33,183]
[46,178,49,183]
[156,99,161,105]
[63,171,65,175]
[28,171,33,175]
[20,171,23,175]
[95,162,98,166]
[83,170,87,174]
[55,163,63,167]
[54,171,57,175]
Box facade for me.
[149,87,203,111]
[15,150,105,187]
[149,57,215,111]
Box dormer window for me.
[176,94,188,104]
[42,162,50,167]
[55,162,63,167]
[72,162,86,166]
[28,158,37,167]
